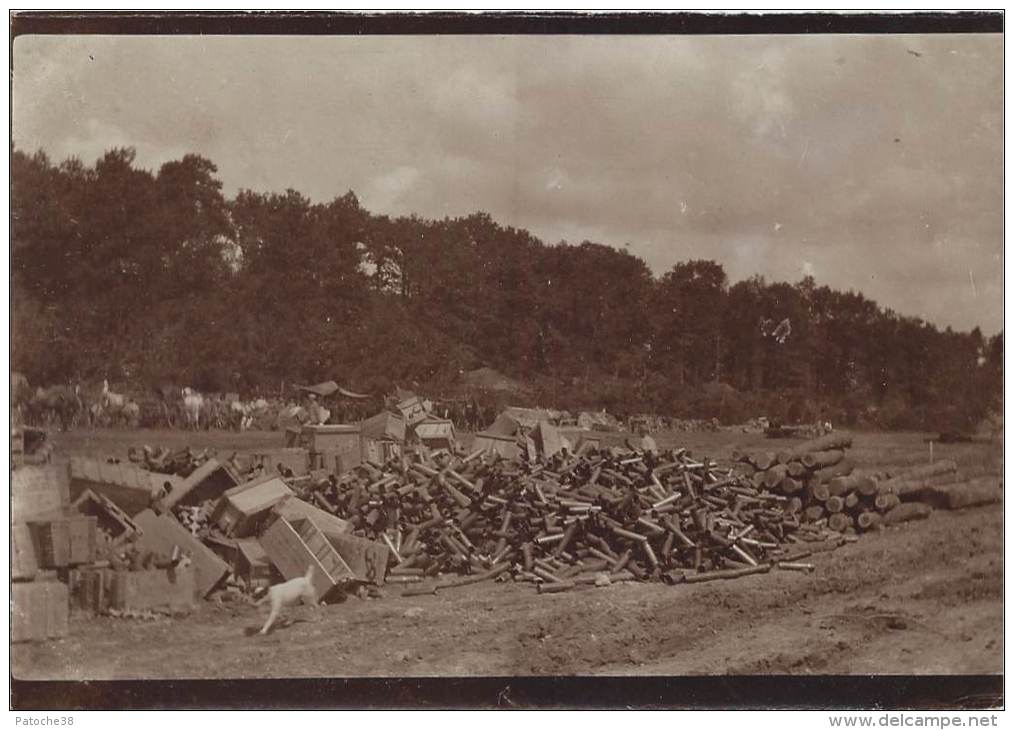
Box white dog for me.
[257,565,319,635]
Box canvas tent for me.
[295,381,370,399]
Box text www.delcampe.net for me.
[829,716,999,728]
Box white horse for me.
[182,387,204,430]
[100,379,136,427]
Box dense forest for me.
[11,148,1002,430]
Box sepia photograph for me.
[8,11,1004,710]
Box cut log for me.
[778,434,853,464]
[827,512,851,532]
[906,477,1001,511]
[811,459,854,485]
[801,449,845,470]
[883,502,933,526]
[763,464,789,489]
[786,461,807,478]
[779,476,803,495]
[856,512,882,531]
[874,493,901,512]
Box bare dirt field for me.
[11,428,1003,680]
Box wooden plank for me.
[133,509,229,597]
[11,523,38,581]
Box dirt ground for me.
[11,427,1004,679]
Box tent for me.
[295,381,370,399]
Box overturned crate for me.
[414,418,457,452]
[274,495,352,537]
[155,457,240,512]
[234,539,276,589]
[69,457,163,516]
[133,509,230,597]
[72,488,141,549]
[212,476,294,538]
[259,515,357,602]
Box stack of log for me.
[735,440,1001,536]
[733,434,895,534]
[883,461,1001,511]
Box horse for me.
[182,387,204,430]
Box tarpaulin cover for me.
[296,381,370,399]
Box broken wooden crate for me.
[273,495,352,536]
[414,418,457,452]
[259,515,357,602]
[68,457,163,516]
[72,488,141,548]
[156,457,240,512]
[133,509,229,597]
[69,565,112,613]
[234,538,275,589]
[26,515,98,568]
[108,564,197,612]
[212,475,293,537]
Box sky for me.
[12,33,1003,334]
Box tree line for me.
[11,147,1002,431]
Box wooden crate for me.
[133,510,229,597]
[12,466,68,522]
[28,516,97,568]
[108,565,196,612]
[260,516,355,602]
[68,566,112,614]
[11,523,38,581]
[157,457,240,512]
[300,424,362,454]
[252,448,310,477]
[11,580,69,642]
[68,457,158,516]
[235,539,274,589]
[72,489,140,547]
